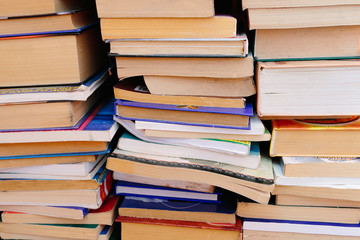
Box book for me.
[115,99,253,129]
[115,180,221,203]
[2,195,120,225]
[118,193,237,224]
[0,154,98,169]
[108,35,248,57]
[273,161,360,186]
[143,75,256,97]
[117,132,261,169]
[270,118,360,157]
[0,168,112,208]
[0,67,110,104]
[144,128,272,142]
[0,99,120,143]
[0,223,104,240]
[276,194,360,208]
[247,5,360,30]
[0,154,104,176]
[113,172,215,193]
[0,24,106,87]
[0,158,109,191]
[117,216,242,240]
[257,60,360,118]
[242,0,360,9]
[0,83,108,131]
[117,118,256,156]
[237,198,360,224]
[115,55,254,79]
[135,114,266,138]
[113,76,246,108]
[0,0,94,18]
[243,219,360,238]
[0,205,89,219]
[254,26,360,60]
[0,224,118,240]
[0,9,97,36]
[281,156,360,178]
[107,148,274,204]
[100,16,236,39]
[95,0,214,18]
[0,140,108,158]
[243,230,360,240]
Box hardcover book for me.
[118,192,237,224]
[117,216,242,240]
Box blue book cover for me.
[119,191,237,215]
[115,180,221,203]
[115,99,253,116]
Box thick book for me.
[257,60,360,119]
[254,26,360,61]
[142,75,256,97]
[2,195,120,225]
[276,194,360,208]
[0,24,107,87]
[113,172,215,193]
[273,160,360,186]
[113,76,246,108]
[242,0,360,9]
[0,167,112,208]
[270,118,360,157]
[0,9,97,36]
[247,5,360,30]
[115,55,254,79]
[107,148,274,204]
[0,67,110,104]
[0,224,118,240]
[117,132,261,169]
[0,98,120,143]
[243,218,360,238]
[101,16,236,39]
[0,0,94,18]
[96,0,214,18]
[108,35,248,58]
[0,223,104,240]
[118,192,237,224]
[237,198,360,224]
[115,99,253,129]
[115,180,220,203]
[281,156,360,178]
[117,216,242,240]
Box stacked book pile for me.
[0,0,121,239]
[238,1,360,239]
[95,0,274,239]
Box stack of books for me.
[95,0,275,239]
[239,1,360,239]
[0,0,121,239]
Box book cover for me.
[115,99,253,115]
[115,180,221,203]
